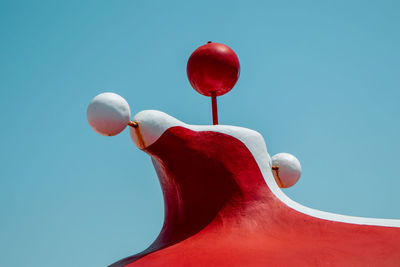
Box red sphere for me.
[187,42,240,97]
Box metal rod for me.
[128,121,138,128]
[211,92,218,125]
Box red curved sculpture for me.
[110,110,400,267]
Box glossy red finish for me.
[187,42,240,97]
[111,127,400,267]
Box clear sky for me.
[1,0,399,266]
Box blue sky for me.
[1,0,399,266]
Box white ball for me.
[87,92,131,136]
[271,153,301,188]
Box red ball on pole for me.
[187,42,240,96]
[187,42,240,125]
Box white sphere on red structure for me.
[87,92,131,136]
[271,153,301,188]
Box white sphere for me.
[271,153,301,188]
[87,92,131,136]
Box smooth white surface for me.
[271,153,301,188]
[130,110,400,227]
[87,92,131,136]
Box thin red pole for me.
[211,92,218,125]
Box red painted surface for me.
[187,42,240,97]
[111,127,400,267]
[211,92,218,125]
